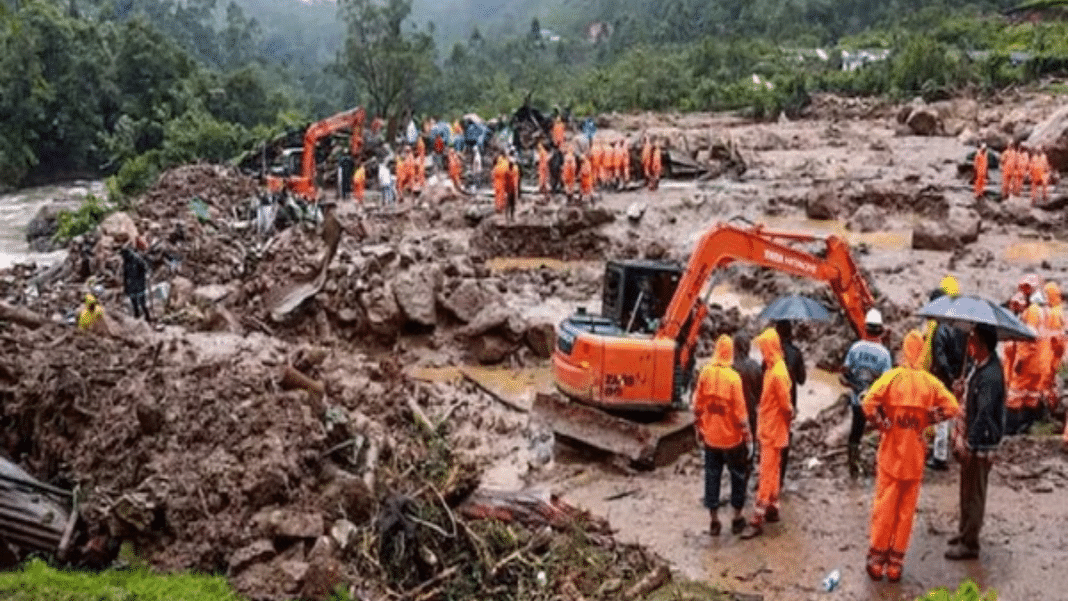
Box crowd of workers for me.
[335,114,665,221]
[692,273,1068,583]
[973,141,1054,203]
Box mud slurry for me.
[2,91,1068,599]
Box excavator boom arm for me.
[657,223,874,343]
[300,107,367,190]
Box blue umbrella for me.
[757,294,831,324]
[916,294,1035,341]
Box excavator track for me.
[532,392,695,468]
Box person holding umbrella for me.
[915,293,1021,561]
[946,323,1007,560]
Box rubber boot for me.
[866,548,887,581]
[848,444,861,479]
[886,550,905,582]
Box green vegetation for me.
[917,579,998,601]
[2,0,1068,196]
[54,194,113,243]
[0,558,245,601]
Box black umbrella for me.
[916,294,1035,341]
[756,294,831,324]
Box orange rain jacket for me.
[579,156,594,197]
[562,150,577,193]
[1001,146,1016,197]
[863,330,961,481]
[1005,300,1053,408]
[973,147,988,197]
[693,335,750,449]
[551,118,565,148]
[650,144,662,182]
[755,328,792,449]
[537,144,549,192]
[353,165,365,204]
[447,149,463,189]
[641,139,652,180]
[492,156,509,212]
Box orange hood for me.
[1045,281,1062,308]
[755,328,783,365]
[901,329,924,369]
[712,334,734,366]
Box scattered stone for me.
[906,107,941,136]
[393,265,441,327]
[846,205,884,233]
[259,509,325,539]
[98,211,139,244]
[228,540,276,576]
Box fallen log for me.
[279,364,325,399]
[623,564,671,600]
[0,302,50,329]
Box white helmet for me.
[865,308,883,327]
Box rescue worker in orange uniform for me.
[492,155,509,215]
[1013,148,1029,197]
[1043,281,1065,413]
[1030,146,1051,205]
[649,140,662,191]
[579,154,594,203]
[740,328,792,539]
[447,147,463,192]
[591,141,604,190]
[561,145,577,200]
[395,147,412,202]
[537,143,550,199]
[863,330,960,582]
[973,143,988,199]
[551,116,566,149]
[1000,141,1017,199]
[596,142,611,187]
[641,136,653,184]
[353,162,366,205]
[414,137,426,190]
[505,156,520,222]
[1003,274,1051,434]
[694,334,752,536]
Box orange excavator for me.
[533,222,875,465]
[265,106,366,202]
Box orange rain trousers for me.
[870,470,921,557]
[1031,154,1050,204]
[537,148,549,194]
[562,153,577,195]
[1001,148,1016,198]
[973,150,987,198]
[755,440,783,518]
[580,159,594,199]
[353,167,365,204]
[448,152,463,190]
[492,159,509,213]
[649,148,662,190]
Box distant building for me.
[840,48,891,72]
[587,21,612,43]
[539,28,561,43]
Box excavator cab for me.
[601,260,682,335]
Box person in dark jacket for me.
[774,320,805,486]
[732,333,764,443]
[120,244,150,321]
[945,323,1006,560]
[925,284,968,471]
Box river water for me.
[0,181,104,269]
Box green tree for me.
[336,0,437,123]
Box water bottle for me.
[822,568,841,592]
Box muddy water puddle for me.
[485,257,600,272]
[1003,239,1068,263]
[760,216,913,250]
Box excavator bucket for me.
[532,393,695,468]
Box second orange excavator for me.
[534,222,876,466]
[265,106,366,202]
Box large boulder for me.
[438,279,497,323]
[805,184,847,220]
[906,107,941,136]
[98,211,139,244]
[1026,105,1068,172]
[846,205,885,233]
[471,335,519,364]
[392,265,441,327]
[911,205,979,250]
[359,282,403,336]
[26,204,63,251]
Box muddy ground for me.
[2,90,1068,600]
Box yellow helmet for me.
[939,275,960,298]
[84,293,97,306]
